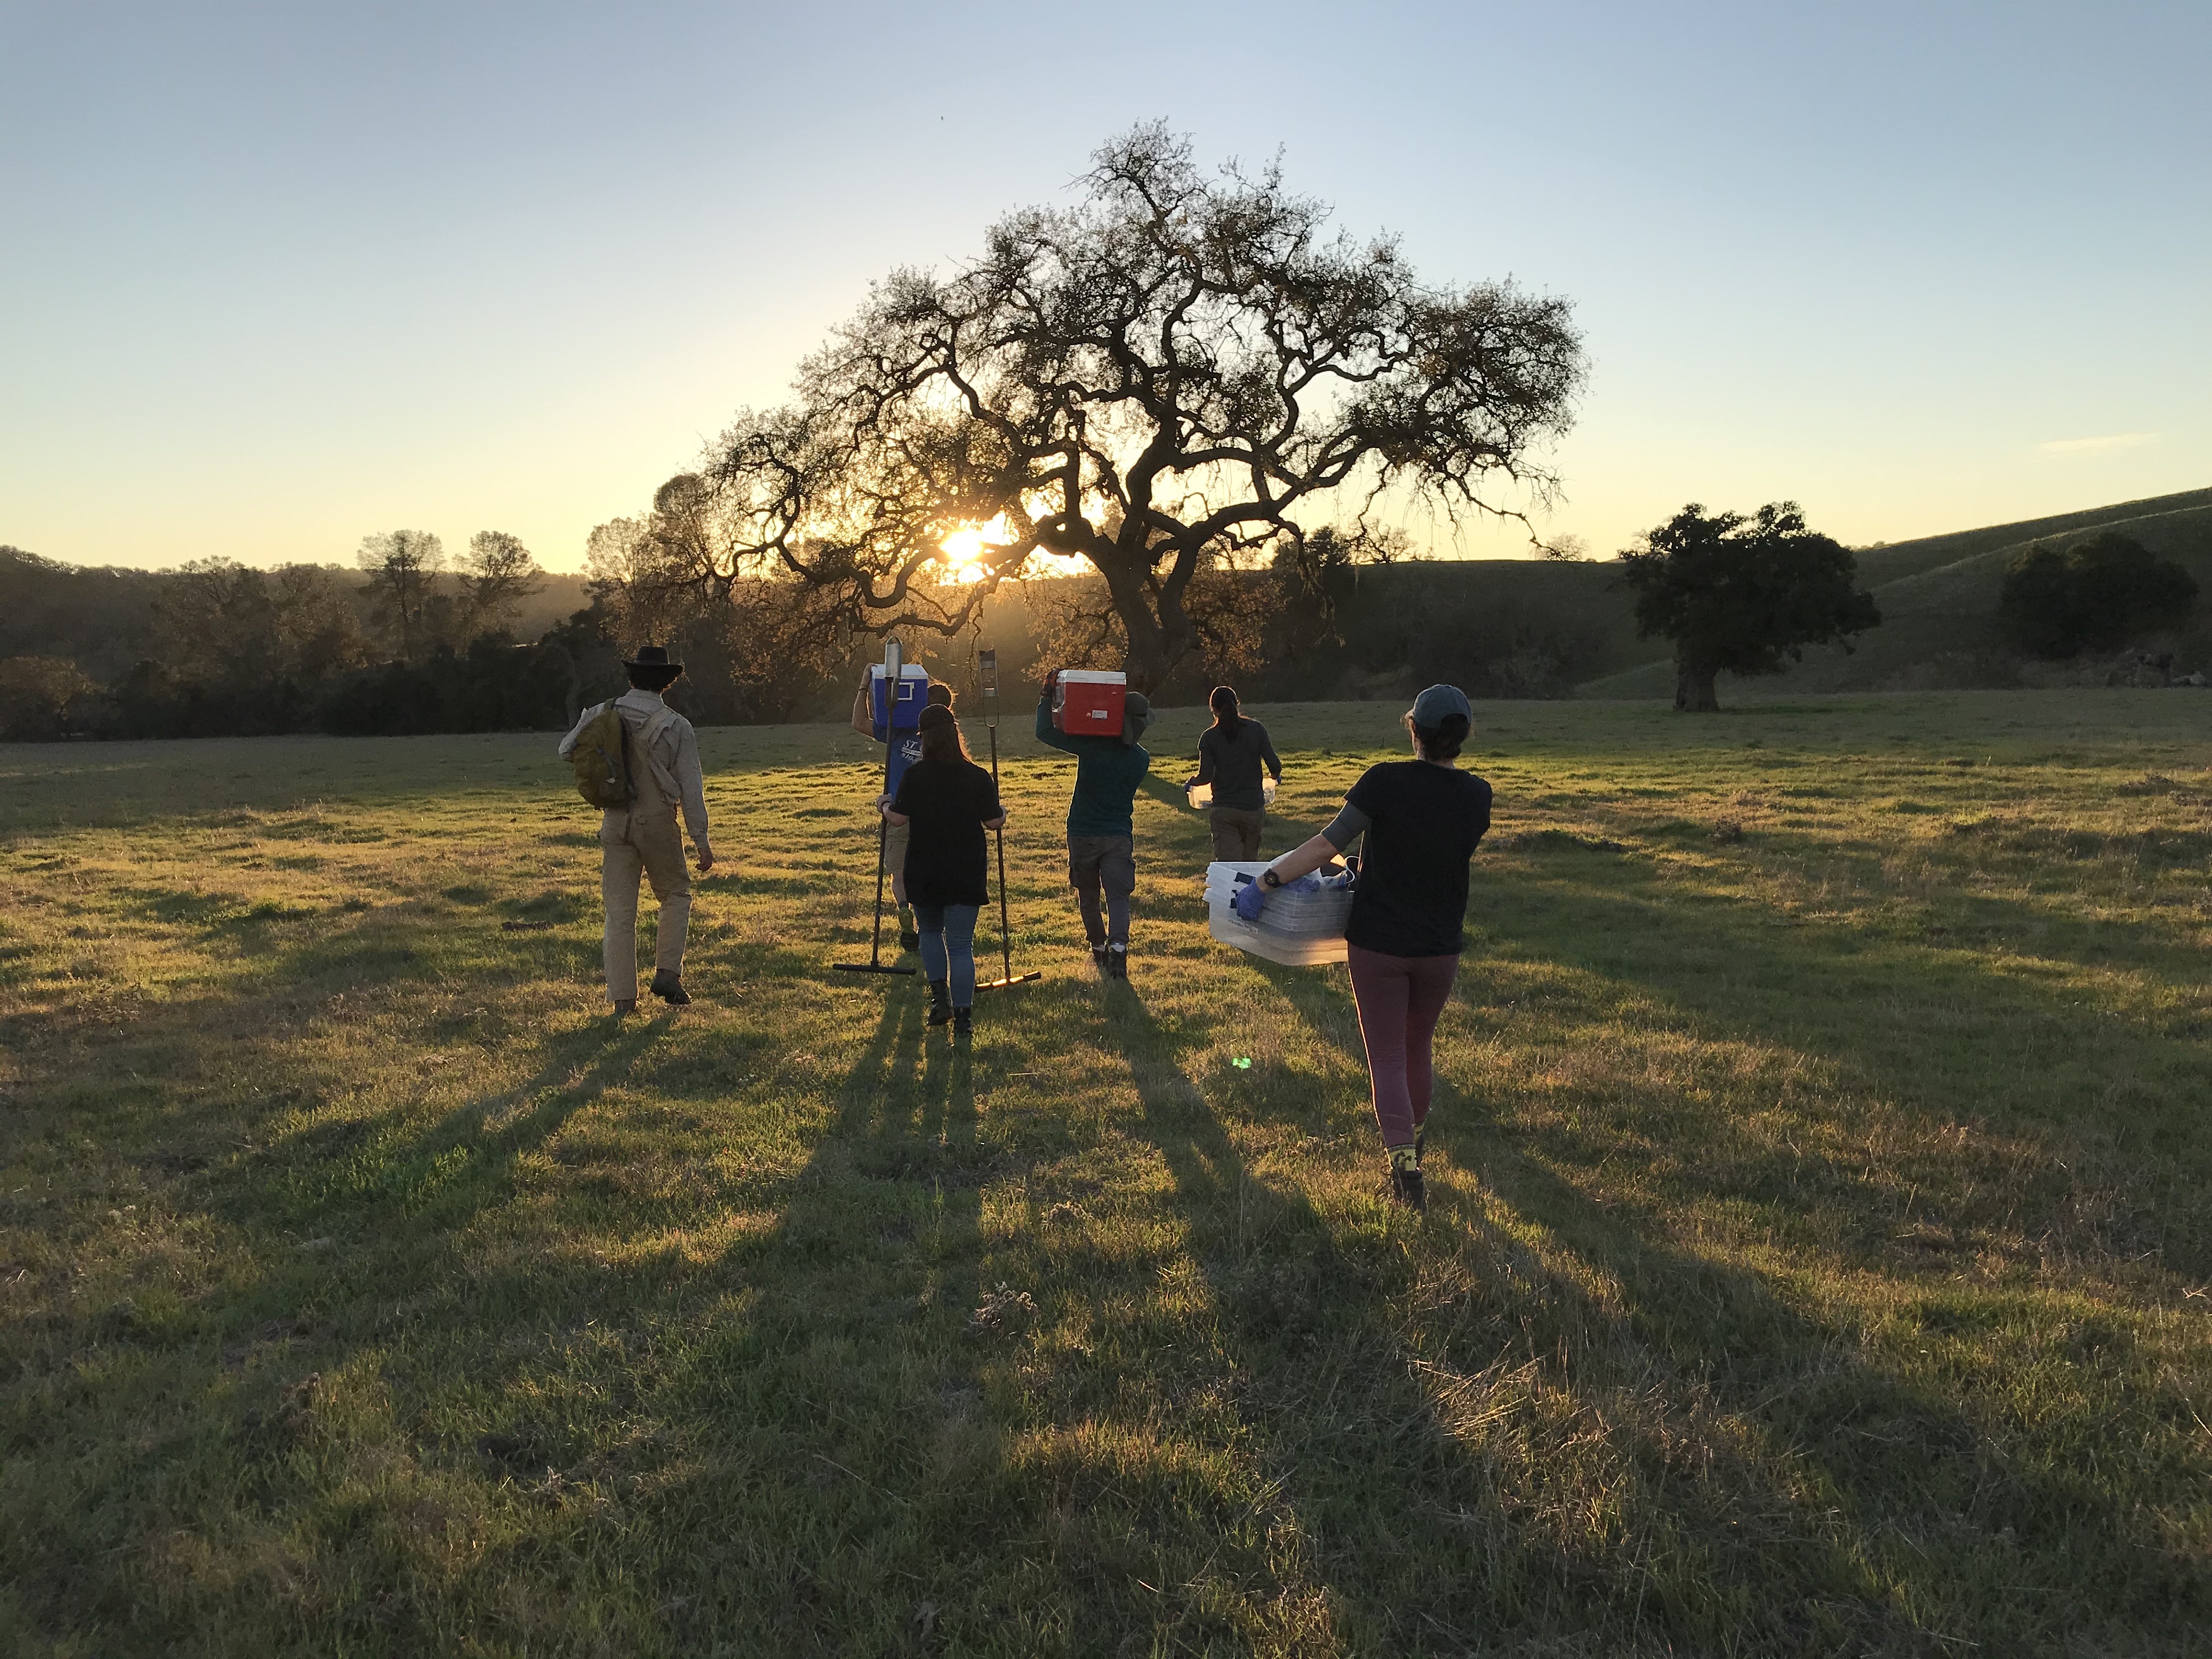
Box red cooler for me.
[1053,669,1127,735]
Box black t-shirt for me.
[1342,761,1492,957]
[890,758,1002,908]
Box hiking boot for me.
[612,998,637,1017]
[1105,943,1128,980]
[648,969,690,1006]
[952,1006,973,1041]
[898,911,921,952]
[1090,943,1110,973]
[926,978,953,1026]
[1389,1165,1427,1214]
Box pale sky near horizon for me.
[3,1,2207,574]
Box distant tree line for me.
[6,509,2197,743]
[1997,532,2197,658]
[0,533,620,742]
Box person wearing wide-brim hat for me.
[557,645,715,1012]
[1034,668,1153,979]
[1237,685,1492,1212]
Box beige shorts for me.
[885,819,910,873]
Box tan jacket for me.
[558,689,711,846]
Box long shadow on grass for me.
[1085,985,1922,1655]
[618,988,1023,1654]
[1475,853,2211,1270]
[1249,952,2207,1650]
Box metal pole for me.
[974,645,1038,990]
[834,638,916,977]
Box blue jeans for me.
[912,903,979,1006]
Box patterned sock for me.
[1387,1143,1419,1174]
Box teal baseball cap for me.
[1411,684,1472,726]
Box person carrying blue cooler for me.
[851,668,952,951]
[1035,669,1152,979]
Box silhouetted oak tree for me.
[696,125,1584,691]
[1619,503,1880,712]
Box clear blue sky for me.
[3,1,2206,572]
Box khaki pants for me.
[1209,806,1267,861]
[600,806,691,1001]
[884,820,911,902]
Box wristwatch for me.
[1261,868,1284,889]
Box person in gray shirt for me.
[1185,685,1282,860]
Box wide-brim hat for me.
[623,645,683,673]
[1121,691,1153,744]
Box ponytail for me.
[1209,685,1242,737]
[1407,712,1470,761]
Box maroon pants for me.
[1346,944,1460,1148]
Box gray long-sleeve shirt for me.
[558,689,711,845]
[1191,719,1281,812]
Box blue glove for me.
[1232,878,1268,922]
[1284,873,1324,895]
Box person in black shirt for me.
[1184,685,1283,860]
[885,705,1006,1039]
[1241,684,1491,1211]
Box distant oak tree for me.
[1618,502,1880,712]
[1997,533,2197,658]
[459,532,545,637]
[356,530,445,662]
[686,125,1585,691]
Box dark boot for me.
[926,978,952,1026]
[1389,1165,1427,1214]
[898,906,920,952]
[952,1006,973,1042]
[648,969,690,1006]
[1105,943,1128,980]
[1386,1144,1425,1214]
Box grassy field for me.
[3,692,2209,1657]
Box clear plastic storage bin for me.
[1201,861,1350,967]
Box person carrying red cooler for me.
[1035,668,1152,979]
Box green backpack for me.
[570,702,635,809]
[570,701,679,809]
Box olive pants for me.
[600,805,691,1002]
[1209,806,1267,861]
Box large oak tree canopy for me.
[697,125,1585,690]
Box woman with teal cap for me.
[1237,685,1492,1211]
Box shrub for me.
[1999,533,2198,658]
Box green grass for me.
[3,692,2210,1656]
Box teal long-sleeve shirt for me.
[1035,693,1150,837]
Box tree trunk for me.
[1674,656,1720,712]
[1099,565,1187,695]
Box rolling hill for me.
[1576,486,2212,699]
